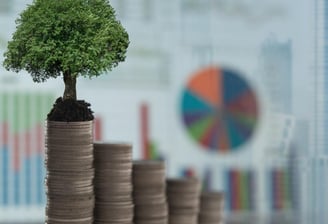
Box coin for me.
[45,121,94,224]
[167,177,201,224]
[133,160,168,224]
[198,191,225,224]
[93,142,134,224]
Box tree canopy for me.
[3,0,129,83]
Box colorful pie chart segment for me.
[181,66,259,152]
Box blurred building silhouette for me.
[259,37,292,114]
[312,0,326,156]
[257,37,300,221]
[308,0,328,223]
[290,119,309,223]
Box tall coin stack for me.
[198,192,224,224]
[45,121,94,224]
[93,143,134,224]
[167,178,201,224]
[133,160,168,224]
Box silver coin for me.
[134,217,168,224]
[133,160,165,170]
[135,202,168,218]
[167,193,200,208]
[167,178,201,194]
[169,213,198,224]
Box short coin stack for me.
[167,178,201,224]
[198,192,224,224]
[133,160,168,224]
[45,121,94,224]
[93,142,134,224]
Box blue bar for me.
[203,168,211,191]
[25,158,31,205]
[2,147,9,205]
[14,172,20,205]
[248,171,254,211]
[229,170,235,211]
[225,169,232,211]
[36,155,45,205]
[12,93,20,206]
[24,93,32,205]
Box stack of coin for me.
[45,121,94,224]
[133,160,168,224]
[167,178,201,224]
[94,142,134,224]
[198,192,224,224]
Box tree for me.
[3,0,129,100]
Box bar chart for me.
[0,92,54,207]
[268,168,294,211]
[225,169,255,211]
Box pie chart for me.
[181,66,259,152]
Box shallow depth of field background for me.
[0,0,323,223]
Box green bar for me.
[24,93,32,130]
[35,93,43,123]
[37,93,55,123]
[12,93,20,132]
[239,171,248,210]
[149,141,158,159]
[245,171,251,210]
[45,93,55,120]
[1,92,8,122]
[31,92,55,127]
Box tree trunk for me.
[63,72,77,100]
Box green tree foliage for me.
[3,0,129,100]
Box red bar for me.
[94,117,102,141]
[25,131,31,157]
[277,170,284,210]
[184,168,195,177]
[272,170,277,210]
[274,169,283,210]
[140,103,150,159]
[13,133,20,171]
[273,169,277,210]
[231,169,239,211]
[235,170,242,210]
[2,123,8,145]
[36,124,44,155]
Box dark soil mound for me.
[47,97,94,122]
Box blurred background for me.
[0,0,324,223]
